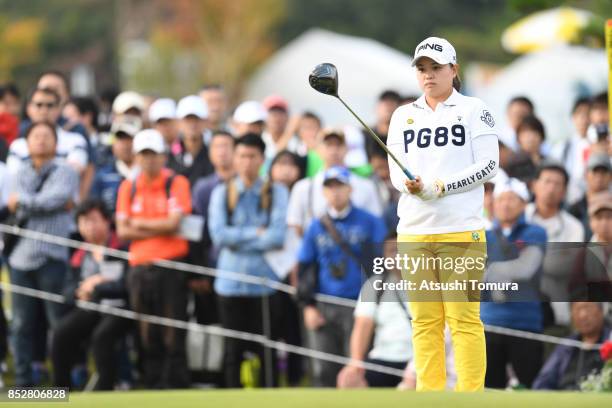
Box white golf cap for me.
[233,100,267,124]
[176,95,208,119]
[112,91,146,114]
[133,129,166,154]
[148,98,177,122]
[493,177,530,202]
[412,37,457,66]
[111,115,142,137]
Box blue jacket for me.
[208,177,288,296]
[481,214,547,332]
[191,173,223,268]
[533,326,611,390]
[298,205,387,300]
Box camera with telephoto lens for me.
[588,123,609,143]
[595,123,609,142]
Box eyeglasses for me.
[32,101,57,109]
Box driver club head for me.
[308,63,339,97]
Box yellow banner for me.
[607,19,612,133]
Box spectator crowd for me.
[0,72,610,391]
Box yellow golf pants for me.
[398,229,487,391]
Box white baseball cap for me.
[112,91,146,114]
[148,98,177,122]
[176,95,208,119]
[233,100,267,124]
[412,37,457,67]
[111,115,142,137]
[493,177,530,202]
[133,129,166,154]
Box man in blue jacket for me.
[481,177,547,389]
[297,165,387,387]
[533,302,610,390]
[208,133,288,388]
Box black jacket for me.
[167,140,214,188]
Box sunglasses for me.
[32,101,57,109]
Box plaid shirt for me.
[8,160,78,271]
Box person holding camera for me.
[296,166,387,387]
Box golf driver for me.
[308,62,414,180]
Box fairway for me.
[2,389,611,408]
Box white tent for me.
[473,46,607,146]
[245,28,420,128]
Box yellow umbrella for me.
[502,7,593,53]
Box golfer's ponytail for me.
[449,63,461,91]
[453,75,461,92]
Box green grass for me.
[2,389,611,408]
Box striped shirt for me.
[8,160,78,271]
[6,127,88,177]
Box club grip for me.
[403,168,415,180]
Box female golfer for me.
[386,37,499,391]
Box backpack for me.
[129,172,176,203]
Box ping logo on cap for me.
[417,43,443,53]
[412,37,456,67]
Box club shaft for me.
[337,96,414,180]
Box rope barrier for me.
[0,224,603,350]
[0,224,355,308]
[483,324,600,350]
[0,281,407,378]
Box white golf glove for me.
[414,179,445,201]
